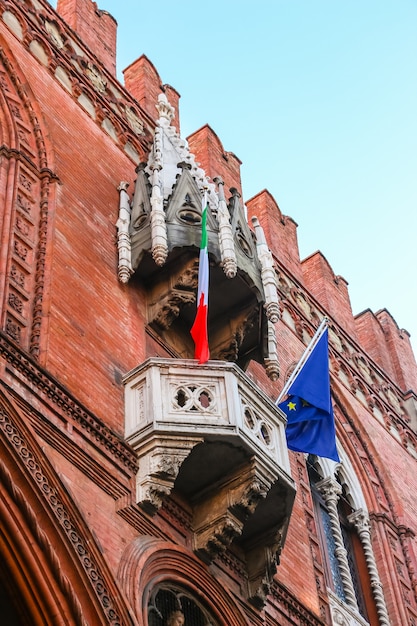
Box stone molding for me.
[0,44,58,358]
[0,386,134,626]
[0,455,88,624]
[118,537,249,626]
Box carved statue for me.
[166,610,185,626]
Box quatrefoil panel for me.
[242,403,274,451]
[172,384,217,414]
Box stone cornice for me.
[0,387,135,626]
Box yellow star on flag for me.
[287,401,297,411]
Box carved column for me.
[251,216,279,323]
[149,163,168,266]
[349,509,391,626]
[317,477,359,611]
[148,94,171,267]
[116,181,133,283]
[213,177,237,278]
[264,320,280,381]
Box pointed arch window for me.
[310,472,347,602]
[307,455,389,626]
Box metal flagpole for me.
[276,317,328,404]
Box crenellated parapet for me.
[301,251,357,339]
[245,189,417,401]
[187,124,243,198]
[124,55,182,135]
[246,190,303,284]
[56,0,117,76]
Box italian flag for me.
[191,193,210,364]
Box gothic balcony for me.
[123,358,296,607]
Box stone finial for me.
[155,93,175,128]
[116,182,133,283]
[213,177,237,279]
[252,216,280,324]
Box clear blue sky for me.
[54,1,417,354]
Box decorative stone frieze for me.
[0,0,152,161]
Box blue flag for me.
[278,328,339,462]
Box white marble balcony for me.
[123,358,296,608]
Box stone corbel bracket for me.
[133,435,203,515]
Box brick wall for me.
[56,0,117,76]
[187,124,243,197]
[246,189,303,284]
[301,251,357,338]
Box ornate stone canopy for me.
[117,93,280,378]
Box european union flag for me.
[278,328,340,462]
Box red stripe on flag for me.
[191,293,209,364]
[190,195,210,364]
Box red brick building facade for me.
[1,1,417,625]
